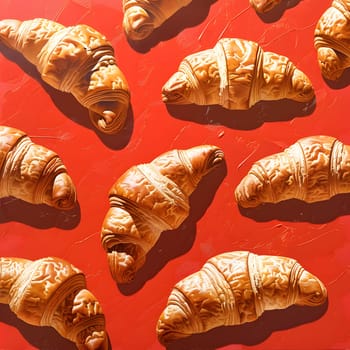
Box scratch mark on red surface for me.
[296,229,336,247]
[73,231,98,245]
[237,147,259,169]
[327,267,349,287]
[218,6,251,39]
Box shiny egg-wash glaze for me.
[162,38,314,110]
[101,145,225,284]
[0,257,108,350]
[157,251,327,345]
[0,126,76,210]
[235,135,350,208]
[0,18,130,134]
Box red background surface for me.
[0,0,349,349]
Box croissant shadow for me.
[254,0,302,23]
[0,197,81,229]
[0,303,76,350]
[0,43,133,149]
[238,193,350,223]
[127,0,217,53]
[165,301,328,350]
[322,67,350,90]
[165,98,316,130]
[117,161,228,296]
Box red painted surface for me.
[0,1,349,349]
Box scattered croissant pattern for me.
[101,145,224,284]
[314,0,350,80]
[235,135,350,208]
[250,0,282,13]
[122,0,192,41]
[157,250,327,345]
[0,125,76,210]
[0,18,130,134]
[162,38,314,110]
[0,257,108,350]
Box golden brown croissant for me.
[100,145,224,284]
[0,125,76,210]
[157,250,327,345]
[235,135,350,208]
[250,0,282,13]
[314,0,350,80]
[0,18,130,134]
[0,256,108,350]
[122,0,192,41]
[162,38,314,110]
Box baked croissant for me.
[157,250,327,345]
[235,135,350,208]
[162,38,314,110]
[100,145,224,284]
[0,256,108,350]
[0,125,76,210]
[0,18,130,134]
[122,0,192,41]
[250,0,282,13]
[314,0,350,80]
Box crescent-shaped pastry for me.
[162,38,314,110]
[0,125,76,210]
[157,251,327,344]
[0,256,108,350]
[101,145,225,284]
[235,135,350,208]
[0,18,130,134]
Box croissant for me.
[0,125,76,210]
[314,0,350,80]
[0,256,108,350]
[100,145,224,284]
[250,0,282,13]
[0,18,130,134]
[122,0,192,41]
[157,250,327,345]
[162,38,314,110]
[234,135,350,208]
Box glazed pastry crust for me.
[234,135,350,208]
[162,38,314,110]
[101,145,224,284]
[0,18,130,134]
[0,125,76,210]
[157,251,327,345]
[0,257,108,350]
[314,0,350,80]
[122,0,192,40]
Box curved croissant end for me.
[316,47,348,81]
[295,270,328,307]
[123,6,154,41]
[49,172,77,210]
[162,71,191,104]
[157,289,192,345]
[250,0,282,13]
[288,67,315,103]
[234,171,266,208]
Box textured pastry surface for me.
[100,145,225,284]
[0,125,76,209]
[162,38,314,110]
[314,0,350,80]
[122,0,192,40]
[234,135,350,208]
[157,250,327,344]
[250,0,282,13]
[0,18,130,134]
[0,257,108,350]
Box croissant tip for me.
[162,72,191,104]
[89,109,127,135]
[234,175,263,208]
[51,173,77,210]
[107,251,136,284]
[123,7,154,41]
